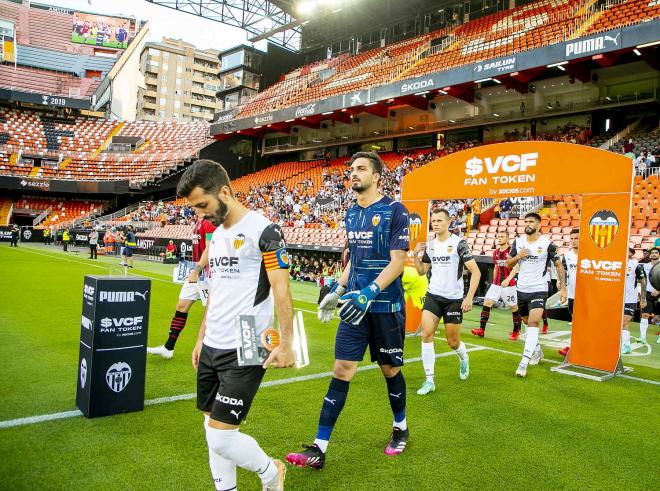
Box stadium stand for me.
[226,0,660,120]
[126,135,659,259]
[586,0,660,34]
[0,110,212,186]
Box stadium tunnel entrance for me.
[401,141,633,375]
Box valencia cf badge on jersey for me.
[233,233,245,249]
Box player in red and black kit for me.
[471,231,523,339]
[147,217,216,359]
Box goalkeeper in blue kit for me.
[286,152,410,469]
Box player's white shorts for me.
[179,279,209,303]
[484,284,518,307]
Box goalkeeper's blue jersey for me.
[345,196,410,313]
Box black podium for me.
[76,275,151,418]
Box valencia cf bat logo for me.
[372,214,381,226]
[409,213,423,243]
[588,210,619,249]
[233,233,245,250]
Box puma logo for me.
[389,392,402,399]
[604,33,620,45]
[134,290,148,300]
[324,397,336,405]
[230,410,242,419]
[395,356,403,362]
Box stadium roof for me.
[145,0,303,51]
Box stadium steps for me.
[569,1,604,40]
[0,198,12,226]
[58,157,72,169]
[92,121,125,157]
[28,165,40,178]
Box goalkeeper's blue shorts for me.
[335,311,405,366]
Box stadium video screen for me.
[71,12,131,49]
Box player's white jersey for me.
[422,234,473,299]
[625,258,645,304]
[204,211,289,349]
[643,261,658,293]
[562,250,578,300]
[510,235,559,293]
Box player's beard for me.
[524,226,537,235]
[205,198,229,226]
[351,179,367,192]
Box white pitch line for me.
[453,339,660,386]
[0,347,485,430]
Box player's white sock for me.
[621,329,631,348]
[421,341,435,382]
[313,438,329,453]
[454,341,468,361]
[393,417,407,431]
[204,416,237,491]
[205,425,278,485]
[640,318,649,340]
[521,326,539,364]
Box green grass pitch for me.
[0,244,658,490]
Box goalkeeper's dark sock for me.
[512,310,522,333]
[164,311,188,350]
[314,377,349,453]
[386,371,407,430]
[480,306,491,330]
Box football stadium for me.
[0,0,659,489]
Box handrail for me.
[32,207,52,227]
[599,119,641,150]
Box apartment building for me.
[138,37,220,122]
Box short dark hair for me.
[177,159,232,197]
[348,151,383,176]
[524,212,542,222]
[649,247,660,253]
[570,228,580,235]
[431,208,450,220]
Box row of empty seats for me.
[10,196,106,228]
[0,65,100,99]
[0,109,212,186]
[226,0,659,122]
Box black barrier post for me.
[76,275,151,418]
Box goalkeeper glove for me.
[317,282,346,323]
[338,282,381,325]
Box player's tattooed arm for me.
[413,242,431,276]
[638,266,647,307]
[506,241,527,268]
[554,258,567,303]
[190,247,209,282]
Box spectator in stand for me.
[499,198,513,219]
[471,197,482,230]
[623,139,634,154]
